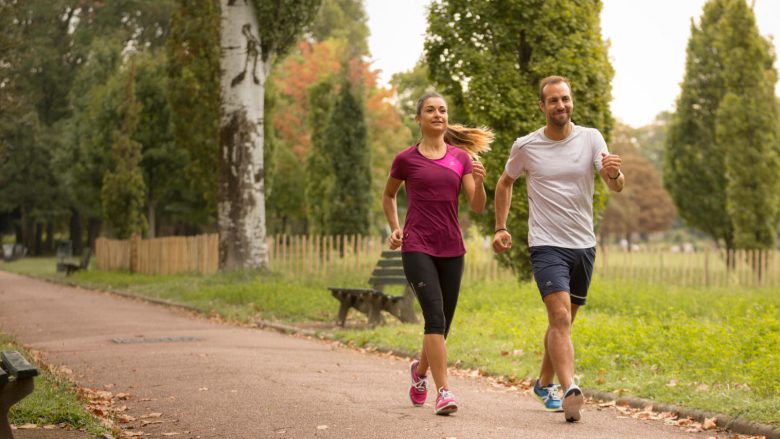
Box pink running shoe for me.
[434,387,458,415]
[408,360,427,406]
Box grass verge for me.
[2,257,778,427]
[0,334,111,437]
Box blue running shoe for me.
[533,379,562,412]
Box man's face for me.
[539,82,573,128]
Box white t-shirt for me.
[504,123,608,248]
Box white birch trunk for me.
[219,0,270,270]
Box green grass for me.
[3,257,779,426]
[0,336,110,436]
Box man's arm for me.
[600,152,624,192]
[492,172,516,253]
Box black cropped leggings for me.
[402,252,464,338]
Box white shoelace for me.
[413,376,427,392]
[546,385,561,402]
[439,388,455,400]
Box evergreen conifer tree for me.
[326,75,371,236]
[665,0,778,251]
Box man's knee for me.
[549,309,571,329]
[544,292,572,328]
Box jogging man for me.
[492,76,624,422]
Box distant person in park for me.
[492,76,624,422]
[382,92,493,415]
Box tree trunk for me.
[70,208,83,256]
[34,222,43,256]
[22,215,34,254]
[45,221,54,254]
[219,0,270,271]
[148,201,156,238]
[87,218,102,251]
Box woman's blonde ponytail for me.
[444,124,494,157]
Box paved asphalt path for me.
[0,270,735,439]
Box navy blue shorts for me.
[529,246,596,306]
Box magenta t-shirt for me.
[390,144,473,257]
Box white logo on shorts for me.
[545,281,553,287]
[417,281,427,288]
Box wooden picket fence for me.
[266,234,511,283]
[95,234,219,275]
[597,246,780,287]
[94,233,780,288]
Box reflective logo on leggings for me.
[417,281,427,288]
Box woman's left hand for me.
[472,159,486,185]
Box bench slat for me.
[371,267,405,277]
[1,351,38,379]
[369,276,408,286]
[380,251,402,258]
[0,367,7,385]
[376,259,403,268]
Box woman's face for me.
[415,97,448,135]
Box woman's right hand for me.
[388,228,403,250]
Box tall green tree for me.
[326,76,371,235]
[309,0,369,58]
[305,79,336,235]
[218,0,321,270]
[426,0,613,280]
[167,0,221,219]
[665,0,779,251]
[101,62,147,239]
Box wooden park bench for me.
[0,351,38,439]
[57,249,91,276]
[328,251,419,327]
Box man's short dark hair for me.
[539,76,572,101]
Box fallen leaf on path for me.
[598,401,616,408]
[116,393,132,400]
[316,425,328,430]
[161,433,180,436]
[702,417,717,430]
[141,420,163,427]
[198,387,208,391]
[117,414,136,423]
[17,424,37,429]
[122,432,144,437]
[675,417,695,426]
[140,412,162,419]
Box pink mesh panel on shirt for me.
[430,151,465,177]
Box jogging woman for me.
[382,92,493,415]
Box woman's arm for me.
[382,176,404,249]
[462,160,487,213]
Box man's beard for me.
[550,111,570,127]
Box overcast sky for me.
[364,0,780,128]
